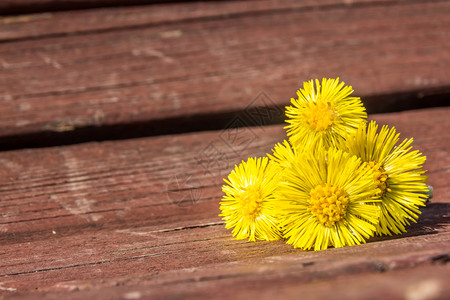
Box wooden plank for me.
[0,1,449,140]
[0,0,405,41]
[0,0,412,16]
[10,264,449,299]
[0,107,449,296]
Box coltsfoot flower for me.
[341,121,428,235]
[220,157,282,241]
[267,139,297,172]
[274,147,381,251]
[285,78,367,150]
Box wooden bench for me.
[0,0,449,298]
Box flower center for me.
[308,183,348,227]
[364,161,390,196]
[239,186,262,218]
[303,102,335,131]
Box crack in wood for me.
[430,253,450,265]
[150,222,225,233]
[0,251,173,277]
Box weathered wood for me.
[0,0,449,140]
[0,0,409,41]
[0,107,449,297]
[0,0,417,16]
[10,264,449,299]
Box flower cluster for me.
[219,78,429,251]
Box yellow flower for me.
[220,157,282,241]
[274,147,380,251]
[267,139,297,172]
[285,78,367,150]
[342,121,428,235]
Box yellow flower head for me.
[342,121,428,235]
[267,139,297,172]
[274,147,380,251]
[220,157,282,241]
[285,78,367,150]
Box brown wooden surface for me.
[0,0,449,141]
[0,107,449,298]
[0,0,449,299]
[0,0,411,41]
[0,0,421,15]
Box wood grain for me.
[0,0,409,41]
[0,107,449,297]
[11,264,448,299]
[0,0,449,139]
[0,0,416,16]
